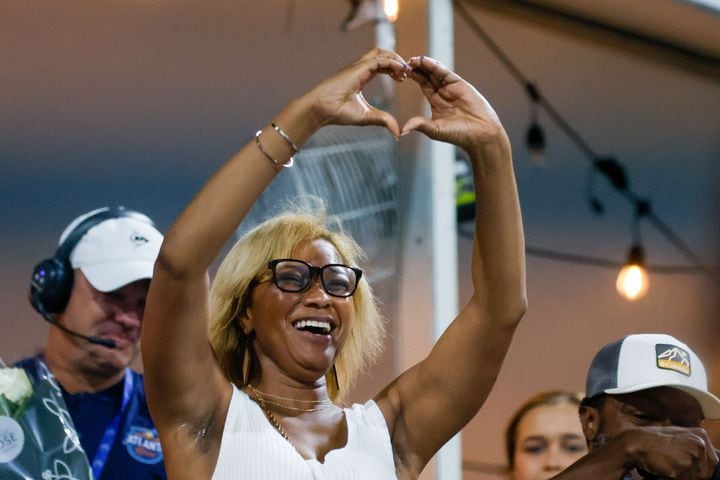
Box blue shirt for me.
[17,357,166,480]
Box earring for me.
[242,335,253,385]
[332,364,340,392]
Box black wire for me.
[527,246,707,274]
[457,226,708,274]
[646,211,706,269]
[453,0,707,271]
[526,246,619,269]
[453,0,599,159]
[538,93,599,160]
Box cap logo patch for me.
[129,230,149,247]
[655,344,691,377]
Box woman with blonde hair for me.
[208,205,383,399]
[142,49,526,479]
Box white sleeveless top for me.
[212,385,398,480]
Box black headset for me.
[29,207,155,314]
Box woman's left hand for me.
[402,55,508,155]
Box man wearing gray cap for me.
[554,333,720,480]
[18,207,167,479]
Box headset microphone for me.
[30,291,117,349]
[28,206,156,350]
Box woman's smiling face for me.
[243,238,355,385]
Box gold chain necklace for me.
[260,398,332,413]
[247,384,336,451]
[248,385,297,448]
[251,387,333,405]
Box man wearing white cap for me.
[554,333,720,480]
[18,207,167,479]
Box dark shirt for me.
[16,357,166,480]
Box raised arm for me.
[140,49,410,471]
[375,56,527,475]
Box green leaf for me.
[0,394,12,417]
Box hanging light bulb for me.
[526,121,545,164]
[525,88,545,165]
[616,244,649,301]
[383,0,399,22]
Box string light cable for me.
[453,0,709,274]
[458,224,706,274]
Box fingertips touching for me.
[390,59,410,81]
[372,56,410,81]
[400,116,431,137]
[408,55,438,69]
[355,49,409,76]
[369,107,400,139]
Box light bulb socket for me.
[594,157,628,192]
[526,122,545,155]
[525,82,541,102]
[635,199,651,218]
[627,244,645,266]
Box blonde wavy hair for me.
[208,201,384,402]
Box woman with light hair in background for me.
[505,391,587,480]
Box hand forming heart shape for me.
[303,48,507,155]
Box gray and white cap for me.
[586,333,720,419]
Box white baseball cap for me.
[59,207,163,292]
[586,333,720,419]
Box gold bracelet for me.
[255,130,294,168]
[271,122,299,154]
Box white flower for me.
[0,367,33,404]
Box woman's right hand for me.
[299,48,410,139]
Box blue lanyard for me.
[90,369,133,480]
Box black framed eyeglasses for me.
[267,259,363,298]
